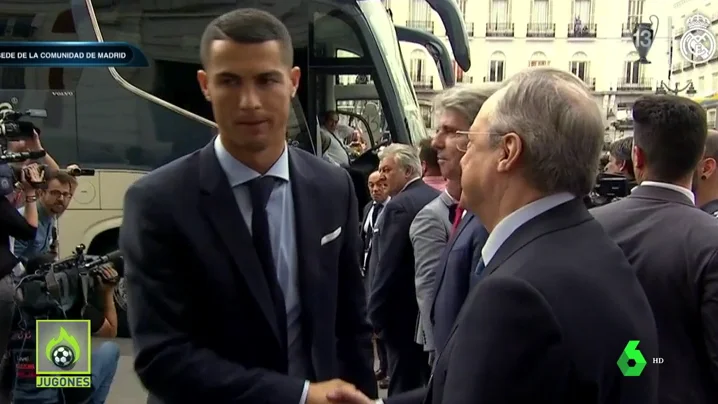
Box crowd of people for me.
[115,7,718,404]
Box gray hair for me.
[379,143,422,178]
[433,83,503,126]
[487,67,604,197]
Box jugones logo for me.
[617,340,663,376]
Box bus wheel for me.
[88,235,130,338]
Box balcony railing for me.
[465,22,475,37]
[413,76,434,89]
[621,22,637,38]
[456,75,474,83]
[406,20,434,33]
[527,23,555,37]
[486,22,514,37]
[708,120,716,129]
[616,77,653,91]
[568,23,597,38]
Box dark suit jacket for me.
[389,198,659,404]
[119,142,376,404]
[429,212,488,354]
[368,179,439,343]
[592,185,718,404]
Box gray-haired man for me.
[368,144,439,396]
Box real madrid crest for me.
[679,14,717,64]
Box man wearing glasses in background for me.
[14,170,77,262]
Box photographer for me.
[6,129,60,173]
[9,262,121,404]
[0,164,43,364]
[604,136,637,188]
[14,171,77,263]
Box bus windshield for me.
[359,0,425,143]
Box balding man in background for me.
[592,96,718,404]
[693,130,718,216]
[331,67,658,404]
[368,144,439,395]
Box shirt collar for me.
[639,181,695,204]
[214,136,290,186]
[481,192,575,266]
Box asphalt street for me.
[101,338,387,403]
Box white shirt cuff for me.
[299,381,309,404]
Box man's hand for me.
[26,130,42,151]
[95,264,119,294]
[326,385,375,404]
[307,379,358,404]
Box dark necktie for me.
[247,176,287,346]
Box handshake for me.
[308,379,378,404]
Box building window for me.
[409,0,430,21]
[624,57,642,84]
[626,0,645,27]
[712,72,718,92]
[529,51,549,67]
[569,52,590,83]
[530,0,550,24]
[571,0,593,25]
[569,61,589,81]
[698,76,705,93]
[457,0,467,16]
[490,0,510,24]
[410,59,425,82]
[488,52,506,82]
[453,60,464,81]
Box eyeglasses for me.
[48,190,73,199]
[453,131,510,153]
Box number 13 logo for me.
[634,28,653,48]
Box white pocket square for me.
[321,227,342,245]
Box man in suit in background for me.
[408,187,452,362]
[368,144,439,395]
[692,130,718,216]
[360,171,388,276]
[592,96,718,404]
[427,85,496,355]
[359,170,390,388]
[331,67,658,404]
[120,9,375,404]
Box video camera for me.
[586,172,635,207]
[14,244,123,317]
[0,104,48,194]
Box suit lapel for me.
[288,148,326,354]
[483,199,591,277]
[198,141,281,345]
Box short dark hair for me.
[609,136,635,179]
[704,130,718,159]
[199,8,293,68]
[632,95,707,182]
[45,170,77,188]
[418,138,440,170]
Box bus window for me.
[90,1,313,168]
[0,12,80,166]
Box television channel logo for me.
[35,320,92,389]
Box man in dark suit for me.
[426,85,496,354]
[119,9,376,404]
[592,96,718,404]
[329,67,658,404]
[368,144,439,395]
[360,170,389,276]
[359,170,389,387]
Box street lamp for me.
[655,80,697,96]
